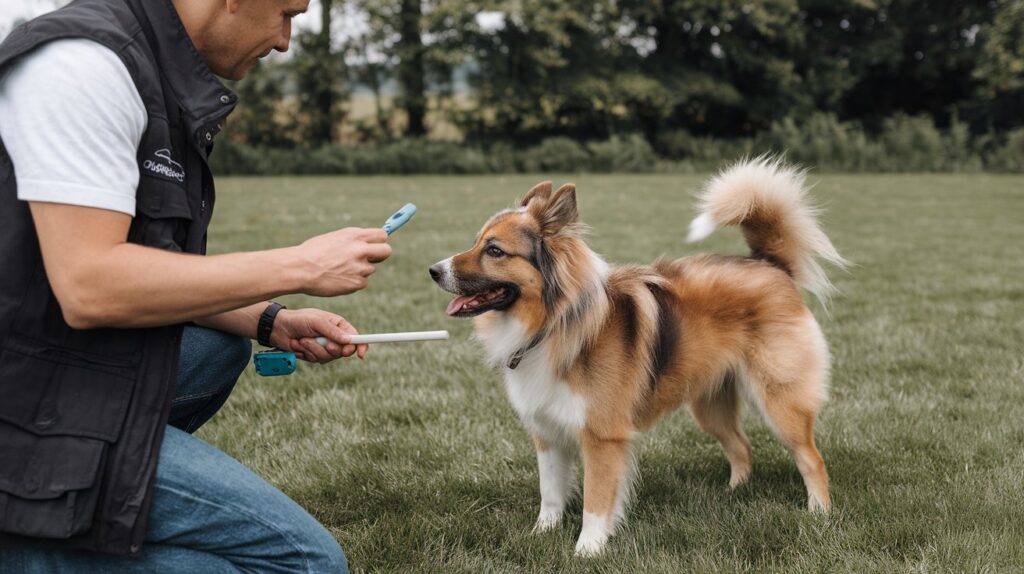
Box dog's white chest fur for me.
[477,317,586,446]
[504,350,585,446]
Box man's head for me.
[173,0,310,80]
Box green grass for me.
[200,174,1024,572]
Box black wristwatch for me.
[257,302,286,347]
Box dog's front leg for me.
[532,434,576,533]
[575,432,634,556]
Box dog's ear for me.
[533,183,577,235]
[521,181,553,207]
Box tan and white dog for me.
[429,158,847,556]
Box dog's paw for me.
[573,513,611,557]
[532,511,563,533]
[728,465,752,489]
[808,495,830,514]
[573,533,608,557]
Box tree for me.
[616,0,807,138]
[397,0,428,136]
[455,0,627,143]
[294,0,345,145]
[972,0,1024,130]
[228,60,296,147]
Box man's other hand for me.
[269,307,369,362]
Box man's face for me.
[204,0,310,80]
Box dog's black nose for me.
[428,264,442,282]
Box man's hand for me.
[269,308,369,363]
[296,228,392,297]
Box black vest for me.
[0,0,235,555]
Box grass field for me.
[200,174,1024,573]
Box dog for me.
[429,157,847,556]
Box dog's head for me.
[430,181,595,327]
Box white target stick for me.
[314,330,449,346]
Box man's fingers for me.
[300,338,333,363]
[320,317,355,344]
[358,228,389,243]
[363,242,392,263]
[341,227,388,243]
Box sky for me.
[0,0,504,40]
[0,0,501,74]
[0,0,323,37]
[0,1,57,37]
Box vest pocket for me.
[0,423,107,539]
[131,178,194,252]
[0,335,136,539]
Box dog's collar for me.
[507,334,544,370]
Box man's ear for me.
[534,183,577,235]
[521,181,553,207]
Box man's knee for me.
[281,516,347,573]
[219,331,252,376]
[308,528,348,574]
[180,326,251,384]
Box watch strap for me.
[257,302,286,347]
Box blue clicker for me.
[383,203,417,235]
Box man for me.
[0,0,388,571]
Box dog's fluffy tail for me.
[686,155,848,305]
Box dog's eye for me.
[485,246,506,258]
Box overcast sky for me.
[0,1,503,53]
[0,0,339,39]
[0,1,56,37]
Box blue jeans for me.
[1,327,348,573]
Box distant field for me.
[337,92,469,142]
[201,174,1024,573]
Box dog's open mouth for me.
[445,285,518,317]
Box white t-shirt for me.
[0,38,147,216]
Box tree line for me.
[226,0,1023,162]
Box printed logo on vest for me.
[143,148,185,182]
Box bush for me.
[587,135,657,172]
[210,122,1024,175]
[761,113,882,171]
[980,128,1024,172]
[655,130,754,170]
[517,137,592,172]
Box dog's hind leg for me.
[532,435,577,533]
[690,372,753,489]
[745,316,831,512]
[757,393,830,513]
[575,432,635,556]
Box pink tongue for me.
[446,294,480,316]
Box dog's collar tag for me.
[507,349,526,370]
[507,334,543,370]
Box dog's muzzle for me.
[429,258,456,292]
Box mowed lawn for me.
[200,174,1024,573]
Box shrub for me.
[210,122,1021,175]
[981,128,1024,172]
[655,130,754,170]
[761,113,883,172]
[517,137,592,172]
[587,135,657,172]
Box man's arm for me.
[196,304,368,361]
[194,303,268,339]
[29,202,391,330]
